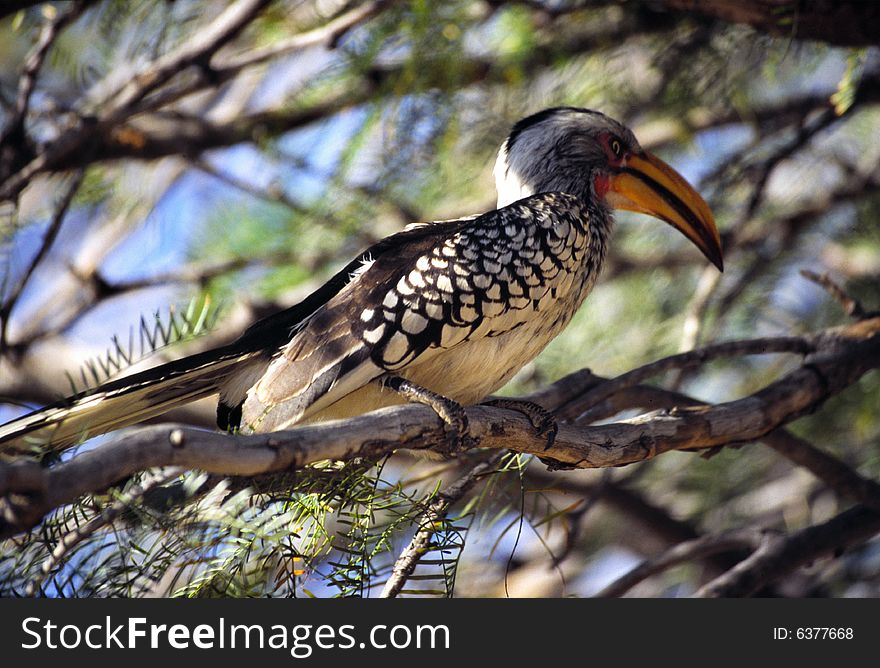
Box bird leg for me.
[481,398,558,450]
[382,376,474,455]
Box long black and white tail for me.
[0,345,258,454]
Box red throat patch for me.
[593,173,610,199]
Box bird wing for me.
[240,192,593,432]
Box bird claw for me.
[432,397,476,456]
[383,375,475,456]
[537,456,576,471]
[482,398,558,450]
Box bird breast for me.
[310,196,611,422]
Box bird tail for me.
[0,345,256,454]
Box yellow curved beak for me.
[607,152,723,271]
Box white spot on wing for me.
[440,323,469,348]
[424,301,443,320]
[363,324,385,344]
[383,291,399,309]
[401,310,429,334]
[408,270,426,288]
[436,274,454,293]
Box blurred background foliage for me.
[0,0,878,597]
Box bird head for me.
[494,107,723,271]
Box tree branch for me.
[0,3,680,202]
[760,430,880,513]
[2,317,878,539]
[554,335,814,422]
[800,269,871,320]
[696,504,880,597]
[596,527,768,597]
[101,0,273,121]
[380,452,506,598]
[0,2,88,187]
[0,168,85,352]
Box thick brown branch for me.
[1,317,877,539]
[535,367,880,513]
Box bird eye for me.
[610,138,623,158]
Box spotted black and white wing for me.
[239,192,603,433]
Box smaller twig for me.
[0,168,85,352]
[667,265,724,391]
[762,430,880,512]
[558,335,814,422]
[596,528,768,598]
[800,269,867,319]
[551,470,610,567]
[703,165,880,346]
[190,157,308,214]
[103,0,272,120]
[84,254,294,293]
[129,1,392,119]
[25,467,184,596]
[744,108,838,227]
[380,452,506,598]
[696,504,880,598]
[4,2,86,137]
[219,1,393,70]
[525,469,749,577]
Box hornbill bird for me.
[0,107,722,454]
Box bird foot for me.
[383,376,475,456]
[481,398,558,450]
[537,456,576,471]
[482,399,572,469]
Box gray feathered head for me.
[493,107,723,270]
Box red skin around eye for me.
[594,132,625,199]
[593,173,610,198]
[598,132,625,168]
